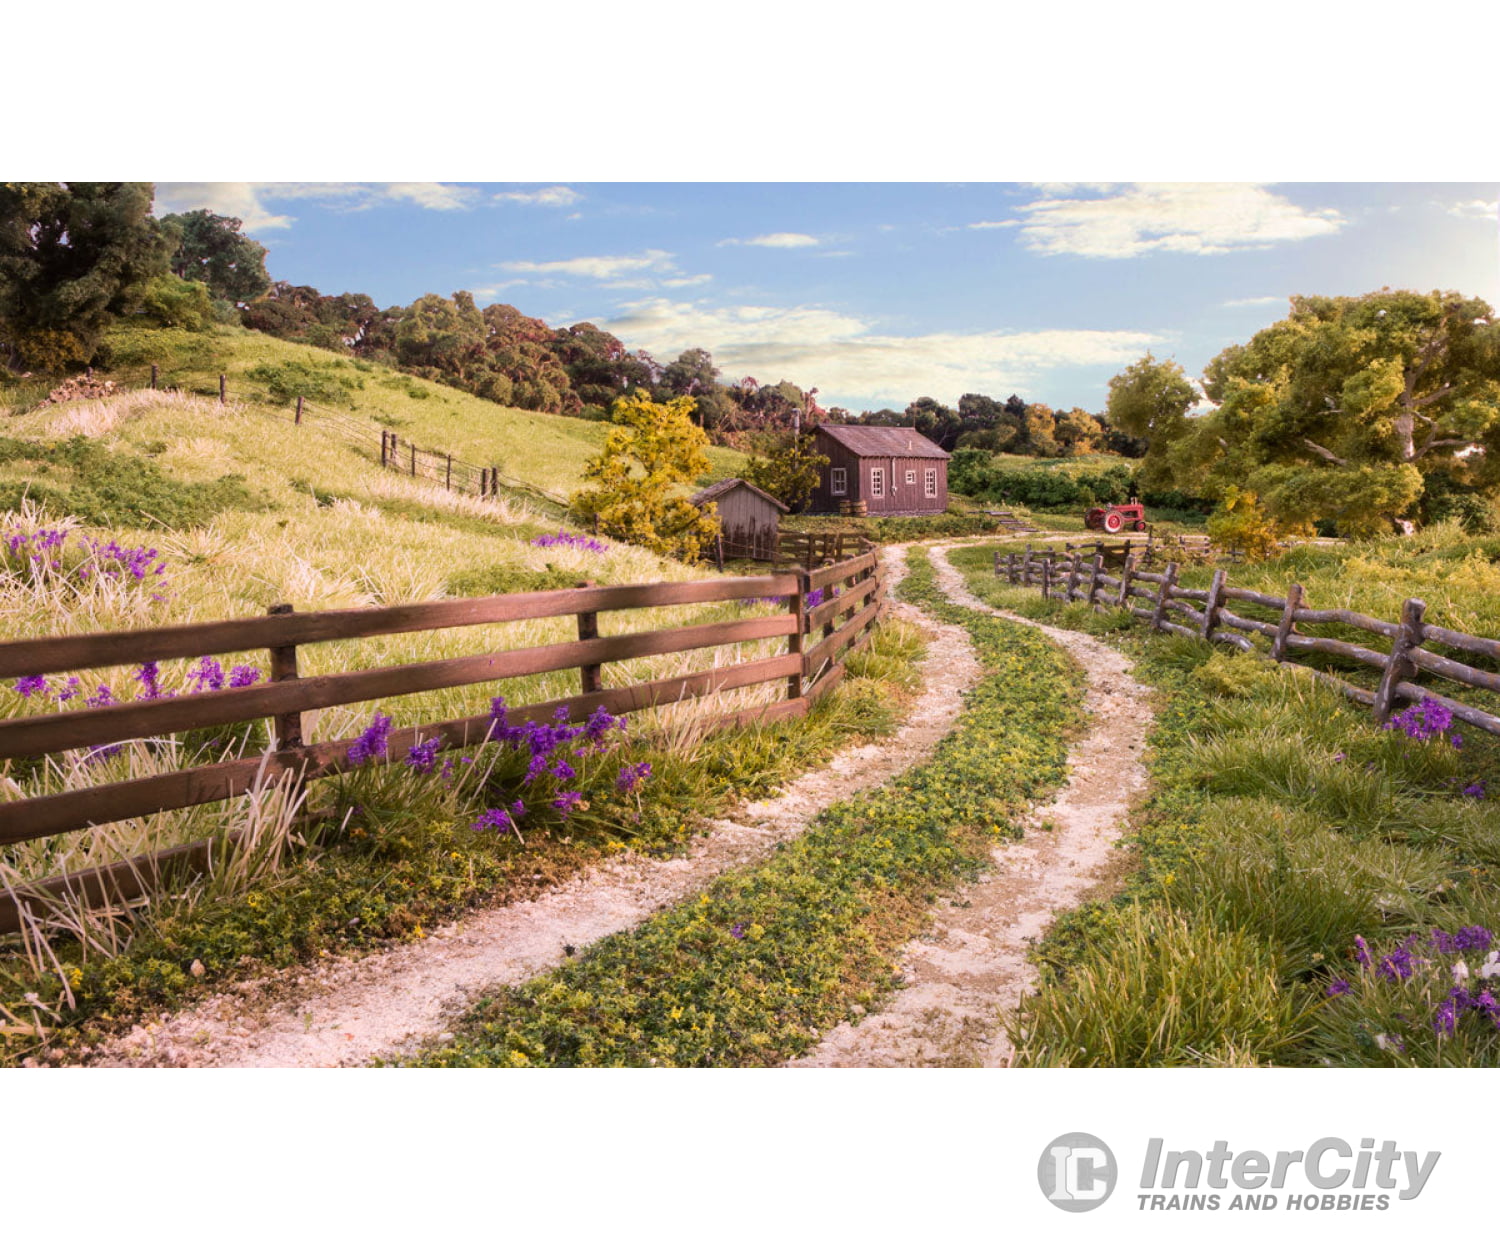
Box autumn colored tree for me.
[571,394,719,560]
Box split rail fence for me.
[0,551,886,933]
[998,547,1500,738]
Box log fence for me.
[997,546,1500,738]
[0,552,886,933]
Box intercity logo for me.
[1037,1132,1119,1212]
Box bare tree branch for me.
[1303,438,1349,466]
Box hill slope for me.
[91,323,748,501]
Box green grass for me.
[945,541,1500,1067]
[87,322,748,496]
[405,549,1087,1067]
[0,615,931,1065]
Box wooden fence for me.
[0,552,886,932]
[775,530,874,569]
[997,548,1500,737]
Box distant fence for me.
[774,530,874,569]
[998,548,1500,736]
[0,551,886,933]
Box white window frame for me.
[871,466,886,498]
[830,467,847,496]
[925,468,938,498]
[905,469,917,486]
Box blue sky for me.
[155,182,1500,414]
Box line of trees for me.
[2,182,1133,472]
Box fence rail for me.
[0,552,887,933]
[998,547,1500,737]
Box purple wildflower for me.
[530,530,608,553]
[1378,948,1416,982]
[14,675,48,698]
[616,761,653,793]
[228,665,261,688]
[1385,696,1454,741]
[136,661,165,701]
[805,587,826,610]
[188,657,225,693]
[549,759,577,782]
[552,790,584,812]
[1451,734,1464,750]
[1454,926,1494,951]
[1326,979,1351,997]
[347,712,392,765]
[1433,999,1459,1039]
[584,704,622,743]
[1463,781,1487,800]
[1354,935,1372,967]
[730,923,747,940]
[407,739,441,775]
[471,807,516,833]
[1332,751,1346,763]
[52,675,81,704]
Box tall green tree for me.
[1112,293,1500,536]
[0,181,170,369]
[160,208,271,305]
[744,429,829,513]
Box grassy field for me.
[6,323,747,500]
[0,353,845,1062]
[947,539,1500,1066]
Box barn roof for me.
[689,478,789,512]
[816,424,951,459]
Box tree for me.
[571,394,719,561]
[160,208,271,305]
[903,396,962,449]
[1053,406,1106,456]
[744,430,829,513]
[1104,354,1200,486]
[0,182,170,369]
[1115,292,1500,536]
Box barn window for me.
[830,467,847,495]
[905,469,916,485]
[925,468,937,497]
[871,467,886,498]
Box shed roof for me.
[689,478,789,512]
[816,424,951,459]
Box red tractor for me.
[1084,497,1148,534]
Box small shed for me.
[809,424,950,515]
[691,478,788,561]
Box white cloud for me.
[1222,295,1285,308]
[599,297,1163,408]
[154,181,478,231]
[974,184,1345,258]
[719,232,821,248]
[1449,198,1498,220]
[498,249,678,282]
[493,185,583,208]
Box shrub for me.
[245,359,361,406]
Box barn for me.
[690,478,787,561]
[808,424,950,516]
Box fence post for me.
[1150,561,1179,633]
[1201,567,1226,640]
[410,443,417,477]
[1271,582,1304,661]
[1066,552,1082,602]
[446,453,453,492]
[490,466,499,497]
[1117,553,1136,609]
[788,566,809,700]
[1371,597,1427,725]
[267,603,303,764]
[1087,554,1103,607]
[576,581,603,698]
[479,467,487,496]
[295,396,304,425]
[150,363,158,390]
[219,374,226,405]
[1040,554,1051,601]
